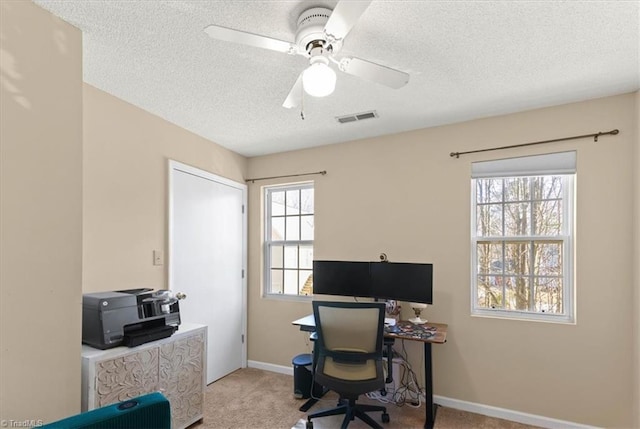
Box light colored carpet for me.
[195,368,539,429]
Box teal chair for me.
[40,392,170,429]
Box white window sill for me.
[263,293,313,302]
[471,308,575,325]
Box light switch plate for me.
[153,250,164,266]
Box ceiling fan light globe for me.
[302,63,336,97]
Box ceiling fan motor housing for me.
[295,7,336,54]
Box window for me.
[471,152,575,323]
[264,183,314,297]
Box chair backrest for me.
[312,301,385,383]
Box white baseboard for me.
[248,360,293,376]
[250,361,597,428]
[433,395,598,429]
[247,360,596,429]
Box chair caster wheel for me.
[306,421,313,429]
[381,412,390,423]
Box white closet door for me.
[169,161,246,384]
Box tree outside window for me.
[472,173,574,323]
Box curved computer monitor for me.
[312,260,372,298]
[370,262,433,305]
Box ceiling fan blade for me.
[323,0,372,41]
[204,25,298,55]
[340,57,409,89]
[282,73,303,109]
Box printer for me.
[82,288,182,349]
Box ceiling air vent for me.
[336,110,378,124]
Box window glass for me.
[271,191,285,216]
[286,190,300,215]
[299,245,313,269]
[264,183,314,297]
[271,269,283,294]
[285,216,300,240]
[271,217,285,241]
[299,270,313,295]
[476,204,503,236]
[472,172,574,323]
[284,270,299,295]
[301,215,314,240]
[271,246,283,269]
[284,246,298,269]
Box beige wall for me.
[633,90,640,428]
[82,84,247,292]
[247,93,638,427]
[0,1,83,422]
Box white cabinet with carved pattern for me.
[81,323,207,429]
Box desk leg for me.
[385,339,394,384]
[424,342,436,429]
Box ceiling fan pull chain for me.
[300,83,305,120]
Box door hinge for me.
[241,334,245,344]
[242,204,245,214]
[242,269,245,278]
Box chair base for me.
[307,398,389,429]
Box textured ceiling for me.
[33,0,640,157]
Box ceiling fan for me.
[203,1,409,109]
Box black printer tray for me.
[123,324,177,347]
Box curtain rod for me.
[245,170,327,183]
[450,129,619,159]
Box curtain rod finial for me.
[596,129,620,141]
[450,152,460,158]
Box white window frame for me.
[263,182,314,299]
[470,152,576,323]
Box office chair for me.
[306,301,390,429]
